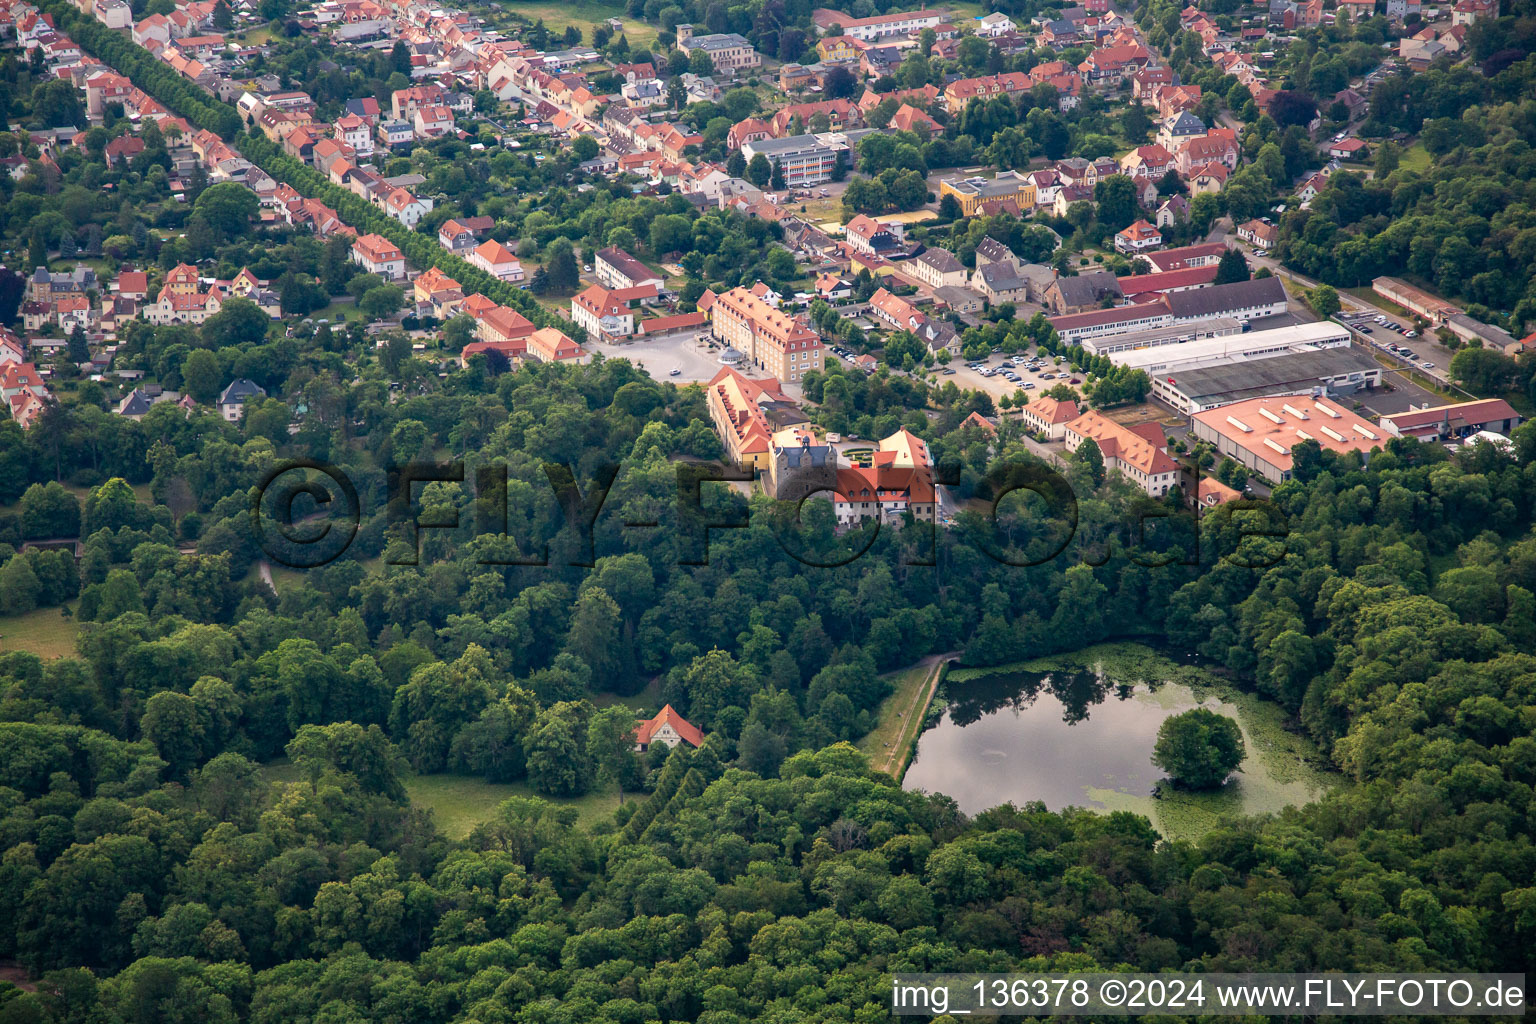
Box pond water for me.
[902,645,1335,841]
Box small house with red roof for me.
[633,704,703,751]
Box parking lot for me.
[586,331,728,384]
[823,337,1082,399]
[1334,308,1453,385]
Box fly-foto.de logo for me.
[250,458,1289,571]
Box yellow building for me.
[816,35,859,62]
[938,170,1037,216]
[705,368,808,470]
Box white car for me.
[1422,362,1435,369]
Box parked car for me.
[1040,372,1055,379]
[942,367,956,375]
[1069,377,1082,384]
[1359,325,1373,333]
[1405,330,1418,338]
[1022,382,1036,389]
[1422,362,1435,369]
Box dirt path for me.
[874,652,955,778]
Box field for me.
[263,760,633,837]
[0,606,80,660]
[501,0,659,47]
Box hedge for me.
[42,0,557,329]
[619,743,693,842]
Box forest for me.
[3,338,1536,1021]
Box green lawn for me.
[0,606,80,660]
[404,774,632,837]
[942,0,987,19]
[501,0,659,47]
[262,760,633,838]
[858,661,943,777]
[1344,286,1411,318]
[1398,142,1433,174]
[309,297,360,324]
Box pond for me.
[902,644,1336,842]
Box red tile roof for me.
[634,704,703,748]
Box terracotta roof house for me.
[1017,395,1080,439]
[633,704,703,750]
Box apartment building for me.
[1064,412,1181,496]
[595,247,665,291]
[739,134,845,186]
[709,285,823,382]
[907,247,968,289]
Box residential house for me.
[972,262,1031,305]
[632,704,703,751]
[1175,129,1240,174]
[217,378,266,422]
[1044,271,1124,314]
[382,188,432,228]
[1188,161,1229,195]
[469,239,524,282]
[727,117,772,150]
[352,233,405,280]
[1328,137,1369,160]
[816,35,860,62]
[1157,110,1206,150]
[843,215,903,256]
[1452,0,1496,24]
[1119,143,1174,182]
[438,215,495,254]
[815,272,854,300]
[1017,395,1080,439]
[1236,219,1279,249]
[1115,219,1164,255]
[1155,194,1190,227]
